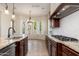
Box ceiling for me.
[0,3,50,16]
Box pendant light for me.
[5,3,9,14]
[27,10,33,25]
[12,3,15,19]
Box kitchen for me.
[0,3,79,56]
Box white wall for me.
[1,13,12,38]
[52,10,79,39]
[14,15,23,35]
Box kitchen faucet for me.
[8,27,16,38]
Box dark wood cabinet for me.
[45,36,52,56]
[45,36,62,56]
[57,43,62,56]
[15,37,28,56]
[50,4,79,19]
[51,40,62,56]
[53,19,60,27]
[51,40,57,56]
[62,44,79,56]
[52,45,56,56]
[46,36,79,56]
[19,40,24,56]
[51,19,60,28]
[23,37,28,56]
[48,39,52,56]
[15,40,24,56]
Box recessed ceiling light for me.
[62,8,65,11]
[62,5,70,11]
[57,12,60,15]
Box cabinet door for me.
[51,40,57,56]
[48,39,52,56]
[52,46,56,56]
[62,44,79,56]
[23,39,25,56]
[62,52,68,56]
[23,37,28,56]
[19,46,23,56]
[25,38,28,55]
[53,19,60,27]
[19,40,24,56]
[45,36,48,49]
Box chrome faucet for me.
[8,27,16,38]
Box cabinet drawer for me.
[62,45,79,56]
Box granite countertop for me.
[48,35,79,53]
[0,35,28,50]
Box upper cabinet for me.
[50,3,61,15]
[50,3,79,28]
[50,3,79,19]
[50,3,61,28]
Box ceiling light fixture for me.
[5,3,9,14]
[27,10,33,25]
[12,3,15,19]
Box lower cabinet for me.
[48,39,52,56]
[51,40,62,56]
[45,36,52,56]
[62,44,79,56]
[46,36,62,56]
[15,37,28,56]
[52,45,56,56]
[46,35,79,56]
[51,40,57,56]
[23,37,28,56]
[45,36,79,56]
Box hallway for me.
[27,39,48,56]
